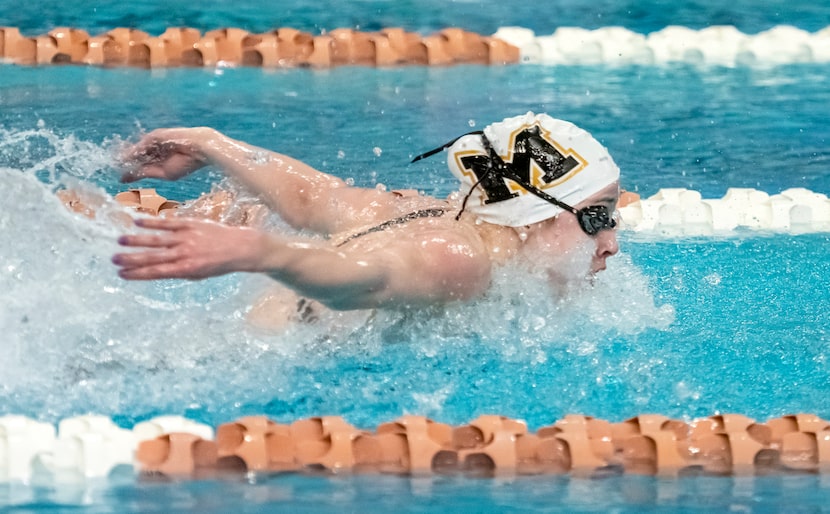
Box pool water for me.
[2,63,828,198]
[1,0,829,512]
[5,0,830,36]
[6,473,830,513]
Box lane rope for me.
[1,412,829,481]
[3,25,830,68]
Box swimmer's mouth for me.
[587,264,606,285]
[587,273,598,286]
[591,256,609,274]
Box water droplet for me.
[252,151,269,165]
[703,272,722,286]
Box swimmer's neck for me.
[443,194,522,264]
[464,216,523,265]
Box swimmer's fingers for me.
[115,218,196,255]
[114,245,231,281]
[113,233,202,280]
[116,217,211,250]
[114,219,185,269]
[120,129,185,163]
[119,132,172,180]
[117,261,198,281]
[120,163,164,183]
[113,216,254,281]
[116,231,178,249]
[120,151,208,183]
[119,129,209,183]
[112,248,179,269]
[132,216,198,232]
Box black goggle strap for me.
[505,179,614,236]
[455,169,492,221]
[410,130,488,221]
[410,130,484,163]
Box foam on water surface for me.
[0,129,680,428]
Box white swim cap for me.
[445,112,620,227]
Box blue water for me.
[2,1,830,512]
[3,0,830,36]
[6,473,830,513]
[3,64,828,199]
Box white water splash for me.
[0,128,673,423]
[0,126,119,182]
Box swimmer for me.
[112,112,621,315]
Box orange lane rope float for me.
[149,413,830,478]
[130,413,830,478]
[113,188,180,215]
[0,26,520,68]
[57,188,180,218]
[3,412,823,481]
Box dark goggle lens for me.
[577,205,617,236]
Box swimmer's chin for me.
[545,268,597,291]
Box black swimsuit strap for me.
[335,208,448,247]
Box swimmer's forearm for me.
[195,129,346,231]
[254,235,388,310]
[113,217,382,300]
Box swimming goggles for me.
[412,132,617,236]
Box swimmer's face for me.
[519,182,620,282]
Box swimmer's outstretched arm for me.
[113,217,490,310]
[121,127,397,236]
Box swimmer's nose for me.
[593,229,619,270]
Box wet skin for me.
[112,127,620,312]
[519,182,620,277]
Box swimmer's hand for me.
[120,128,215,183]
[113,217,265,280]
